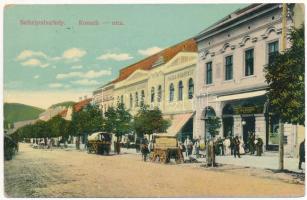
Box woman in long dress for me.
[239,136,245,155]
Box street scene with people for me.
[4,3,305,198]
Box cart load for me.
[87,132,112,155]
[150,135,184,164]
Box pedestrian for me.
[148,140,154,152]
[239,136,245,155]
[233,136,240,158]
[224,137,231,156]
[230,136,235,155]
[188,140,193,156]
[248,132,256,155]
[194,139,200,158]
[299,139,305,170]
[184,137,191,157]
[255,136,263,156]
[141,143,149,161]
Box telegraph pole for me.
[279,3,287,171]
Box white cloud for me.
[16,50,48,61]
[62,48,86,61]
[97,53,133,61]
[71,65,83,69]
[48,83,63,88]
[71,79,99,86]
[138,46,163,56]
[21,58,49,68]
[34,75,40,79]
[56,69,111,79]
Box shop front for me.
[221,95,279,151]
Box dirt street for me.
[4,143,305,198]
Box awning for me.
[216,90,266,102]
[164,112,194,136]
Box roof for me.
[196,4,280,41]
[112,38,197,83]
[74,98,92,112]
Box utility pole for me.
[279,3,287,171]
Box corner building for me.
[194,4,304,156]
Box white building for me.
[194,4,304,156]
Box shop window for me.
[169,83,174,102]
[245,49,254,76]
[178,81,183,101]
[206,62,212,84]
[188,78,194,99]
[225,55,233,80]
[151,87,155,103]
[157,85,162,102]
[268,41,279,66]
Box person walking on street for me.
[233,136,240,158]
[194,139,200,158]
[255,136,263,156]
[299,139,305,170]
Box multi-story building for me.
[194,4,304,156]
[98,39,198,140]
[92,86,103,109]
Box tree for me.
[264,26,305,126]
[133,105,171,140]
[104,103,132,154]
[206,117,222,138]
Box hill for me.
[49,101,76,109]
[4,103,45,127]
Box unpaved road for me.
[4,143,305,198]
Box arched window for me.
[135,92,138,107]
[151,87,155,103]
[157,85,162,102]
[169,83,174,102]
[141,90,145,106]
[178,81,183,101]
[188,78,194,99]
[129,94,133,108]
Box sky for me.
[4,4,248,109]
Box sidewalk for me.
[195,153,304,173]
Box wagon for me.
[87,132,112,155]
[150,135,184,164]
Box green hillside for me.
[4,103,45,127]
[49,101,75,109]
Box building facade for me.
[98,39,198,140]
[194,4,304,156]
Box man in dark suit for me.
[299,139,305,170]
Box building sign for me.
[167,69,194,81]
[224,95,266,115]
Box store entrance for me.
[242,115,255,144]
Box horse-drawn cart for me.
[150,135,184,164]
[87,132,112,155]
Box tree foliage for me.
[104,103,132,142]
[133,105,171,138]
[71,104,103,136]
[206,117,222,138]
[265,26,305,126]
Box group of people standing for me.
[178,137,201,158]
[216,132,264,158]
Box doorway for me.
[242,116,255,144]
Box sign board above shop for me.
[222,95,267,115]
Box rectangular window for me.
[268,41,279,65]
[245,49,254,76]
[225,55,233,80]
[206,62,212,84]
